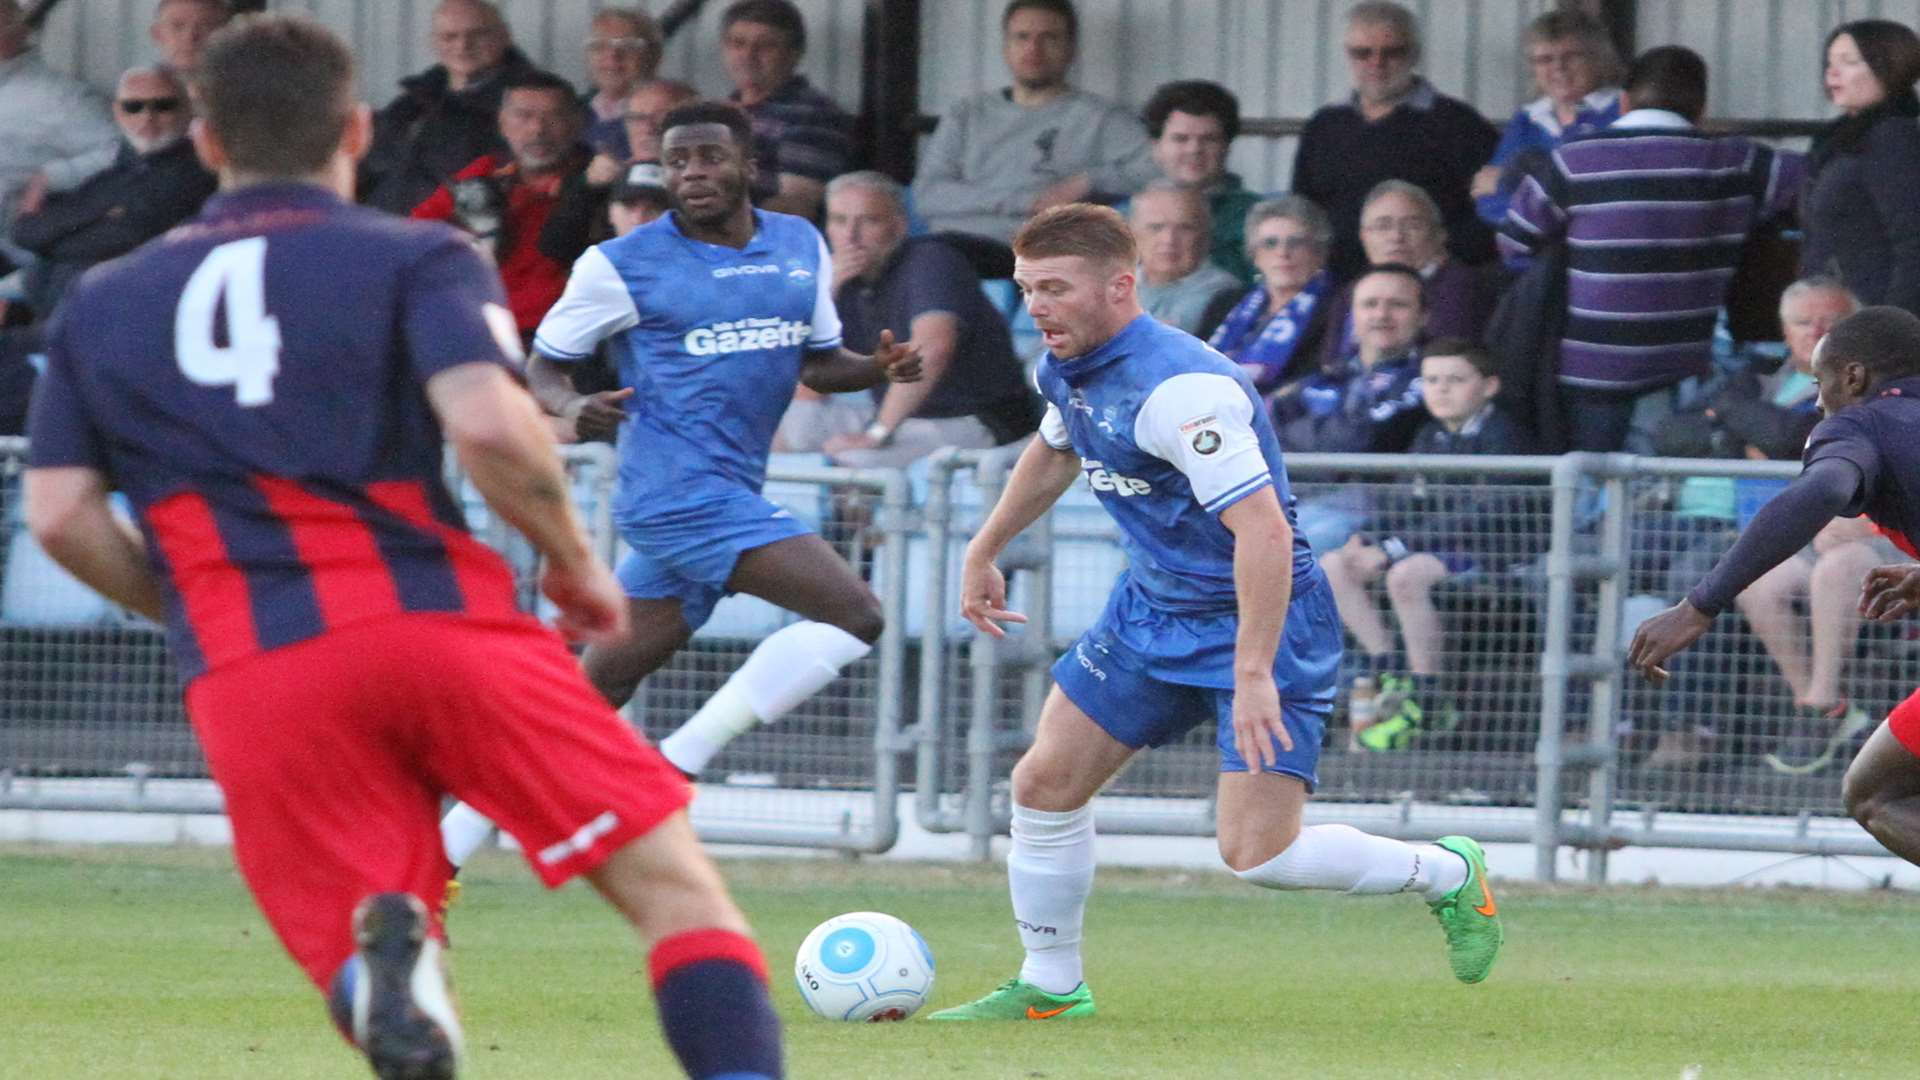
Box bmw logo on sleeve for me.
[1191,429,1222,455]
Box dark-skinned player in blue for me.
[22,14,781,1080]
[1630,305,1920,872]
[436,101,923,869]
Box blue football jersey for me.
[1035,314,1318,615]
[532,208,841,531]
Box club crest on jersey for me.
[684,316,812,356]
[785,260,814,282]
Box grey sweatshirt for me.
[912,87,1157,243]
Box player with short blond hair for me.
[930,204,1503,1022]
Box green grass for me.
[3,845,1918,1078]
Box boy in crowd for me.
[1318,338,1534,748]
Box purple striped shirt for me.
[1499,119,1804,390]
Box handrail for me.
[909,114,1826,141]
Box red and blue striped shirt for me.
[27,183,525,680]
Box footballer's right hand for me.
[960,556,1027,639]
[541,558,630,646]
[1861,563,1920,623]
[565,387,634,442]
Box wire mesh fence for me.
[0,433,1903,875]
[914,451,1901,876]
[0,443,906,849]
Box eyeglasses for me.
[117,97,183,114]
[1361,216,1433,235]
[586,36,655,53]
[1253,234,1317,253]
[1346,44,1411,63]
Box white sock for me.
[1233,824,1468,902]
[658,621,872,775]
[1008,802,1095,995]
[439,802,497,870]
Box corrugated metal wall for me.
[31,0,870,114]
[1636,0,1916,121]
[30,1,1862,193]
[921,0,1566,196]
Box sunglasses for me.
[1346,45,1411,63]
[117,97,183,114]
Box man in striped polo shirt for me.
[719,0,852,221]
[1499,46,1805,453]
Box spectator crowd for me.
[3,0,1918,773]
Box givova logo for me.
[685,316,812,356]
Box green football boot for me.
[1358,674,1421,750]
[1428,835,1504,984]
[926,978,1095,1021]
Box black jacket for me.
[11,138,215,316]
[538,169,614,267]
[359,49,539,216]
[1800,100,1920,316]
[1482,245,1565,452]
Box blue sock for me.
[650,929,782,1080]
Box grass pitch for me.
[3,844,1917,1079]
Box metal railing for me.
[0,442,913,853]
[0,436,1902,878]
[911,449,1901,880]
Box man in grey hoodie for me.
[911,0,1156,246]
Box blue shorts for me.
[1050,571,1343,786]
[614,487,813,631]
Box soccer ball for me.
[793,911,935,1022]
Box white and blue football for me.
[793,911,935,1022]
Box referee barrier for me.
[0,437,1906,879]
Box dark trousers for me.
[0,324,42,437]
[1563,386,1638,453]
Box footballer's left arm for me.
[24,467,164,622]
[1220,488,1295,688]
[1135,372,1294,767]
[795,232,921,392]
[798,334,922,393]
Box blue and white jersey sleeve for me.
[807,232,842,351]
[1037,403,1072,450]
[1133,372,1272,514]
[532,246,640,362]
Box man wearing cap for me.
[607,161,669,236]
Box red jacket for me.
[412,155,571,333]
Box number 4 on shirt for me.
[174,236,283,406]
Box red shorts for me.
[185,613,690,990]
[1889,688,1920,756]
